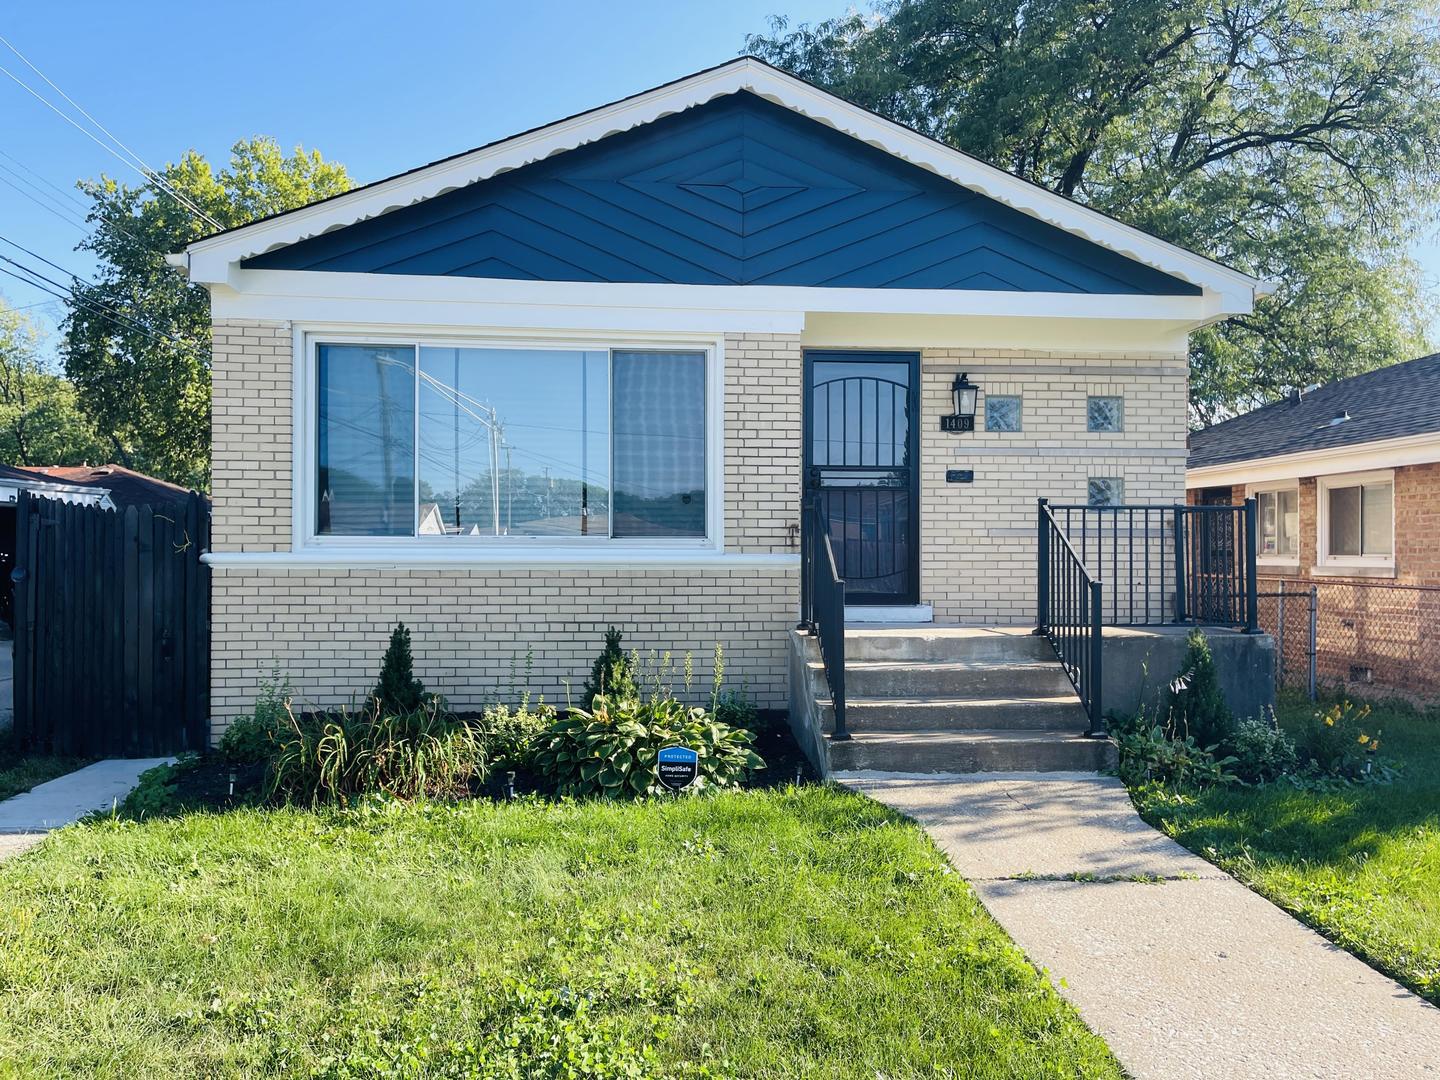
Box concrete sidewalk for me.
[0,758,169,850]
[843,771,1440,1080]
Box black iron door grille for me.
[803,352,920,606]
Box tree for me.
[63,138,351,489]
[747,0,1440,423]
[0,298,105,467]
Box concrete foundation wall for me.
[1099,626,1276,722]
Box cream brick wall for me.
[207,326,801,736]
[723,333,802,553]
[210,566,796,734]
[212,320,292,552]
[919,349,1189,623]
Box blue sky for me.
[1,0,1436,353]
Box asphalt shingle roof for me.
[1188,353,1440,470]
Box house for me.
[1187,353,1440,696]
[171,57,1271,767]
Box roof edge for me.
[183,56,1267,305]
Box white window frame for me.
[293,326,726,559]
[1246,480,1300,567]
[1316,469,1395,571]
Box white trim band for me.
[202,550,800,570]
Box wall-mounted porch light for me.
[940,372,979,433]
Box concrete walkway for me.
[0,758,170,858]
[842,771,1440,1080]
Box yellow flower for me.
[1325,717,1335,727]
[1370,738,1381,751]
[1358,733,1370,744]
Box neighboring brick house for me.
[1187,353,1440,694]
[170,57,1268,741]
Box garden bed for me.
[0,787,1122,1078]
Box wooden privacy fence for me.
[11,490,210,756]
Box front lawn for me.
[0,786,1122,1078]
[1136,691,1440,1004]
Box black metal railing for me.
[1041,500,1259,631]
[1037,497,1260,731]
[800,492,848,739]
[1037,501,1104,734]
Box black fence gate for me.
[11,490,210,756]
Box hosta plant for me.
[528,694,763,799]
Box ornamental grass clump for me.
[270,697,489,805]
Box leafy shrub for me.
[712,689,760,735]
[581,626,636,709]
[1295,700,1379,778]
[1165,629,1234,748]
[119,757,194,819]
[218,666,293,766]
[1223,714,1298,784]
[1110,711,1235,788]
[270,698,487,805]
[477,701,557,769]
[529,694,763,799]
[373,623,426,715]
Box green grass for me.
[0,730,91,802]
[0,786,1122,1078]
[1135,691,1440,1004]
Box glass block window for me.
[1087,395,1124,432]
[984,395,1022,432]
[1087,477,1125,507]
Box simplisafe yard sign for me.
[657,746,700,791]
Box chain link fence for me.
[1257,577,1440,702]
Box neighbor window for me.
[1087,395,1124,432]
[1087,477,1124,506]
[1322,474,1393,562]
[985,395,1022,432]
[314,341,708,541]
[1255,486,1299,560]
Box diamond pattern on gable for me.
[243,92,1201,296]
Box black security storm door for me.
[803,351,921,605]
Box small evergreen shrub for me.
[582,626,636,709]
[270,698,487,805]
[1165,629,1234,748]
[529,694,763,799]
[218,666,293,766]
[373,623,427,715]
[1295,700,1378,778]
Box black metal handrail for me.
[1037,499,1104,734]
[1043,500,1259,632]
[799,493,848,739]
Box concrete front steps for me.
[790,626,1116,776]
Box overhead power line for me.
[0,35,223,230]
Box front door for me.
[803,351,920,605]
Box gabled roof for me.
[176,57,1270,311]
[1189,353,1440,471]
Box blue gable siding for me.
[244,93,1200,296]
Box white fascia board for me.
[183,58,1267,311]
[1186,431,1440,487]
[210,268,1219,331]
